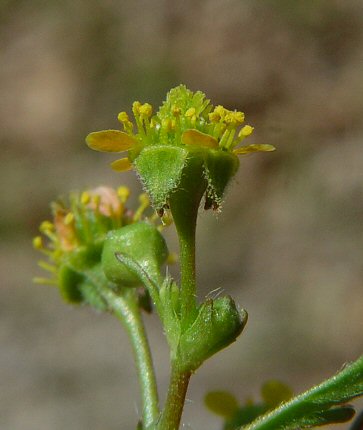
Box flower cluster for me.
[33,186,158,306]
[86,86,275,212]
[86,85,274,172]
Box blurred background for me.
[1,0,362,429]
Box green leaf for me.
[241,355,363,430]
[302,406,355,426]
[225,404,269,430]
[205,391,239,418]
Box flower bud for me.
[102,222,168,287]
[177,296,247,372]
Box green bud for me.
[177,296,247,372]
[102,222,168,287]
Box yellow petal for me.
[182,129,218,149]
[86,130,137,152]
[110,157,133,172]
[233,144,276,155]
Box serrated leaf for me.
[205,391,239,418]
[241,355,363,430]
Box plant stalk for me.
[89,268,159,427]
[157,363,191,430]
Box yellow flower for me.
[86,85,275,173]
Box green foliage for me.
[225,404,269,430]
[242,355,363,430]
[206,358,363,430]
[34,84,362,430]
[206,380,293,430]
[113,251,248,373]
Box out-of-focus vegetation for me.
[1,1,362,429]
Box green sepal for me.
[58,264,108,311]
[205,150,239,209]
[177,296,247,372]
[134,145,189,210]
[134,145,240,212]
[67,240,104,271]
[102,222,168,287]
[58,264,84,303]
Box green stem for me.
[169,154,207,328]
[157,362,191,430]
[176,216,197,326]
[107,289,159,427]
[157,155,206,429]
[87,268,159,427]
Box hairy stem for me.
[157,363,191,430]
[108,290,159,427]
[176,216,197,327]
[89,268,159,427]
